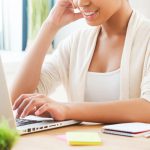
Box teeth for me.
[83,12,96,16]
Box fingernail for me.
[35,111,39,115]
[20,113,25,118]
[16,114,19,118]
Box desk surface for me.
[12,123,150,150]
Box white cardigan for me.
[36,11,150,102]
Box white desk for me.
[12,123,150,150]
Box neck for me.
[101,1,132,37]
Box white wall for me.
[9,0,22,51]
[2,0,22,51]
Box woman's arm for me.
[11,22,58,104]
[65,98,150,123]
[11,0,83,103]
[14,93,150,123]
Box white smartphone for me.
[73,8,80,13]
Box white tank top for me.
[85,69,120,102]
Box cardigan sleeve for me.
[141,39,150,102]
[35,35,72,96]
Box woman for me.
[12,0,150,123]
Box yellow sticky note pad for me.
[66,132,102,146]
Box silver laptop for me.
[0,56,79,135]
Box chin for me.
[86,20,101,26]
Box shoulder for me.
[57,26,99,48]
[69,26,100,43]
[131,11,150,68]
[56,25,100,54]
[127,10,150,48]
[133,10,150,34]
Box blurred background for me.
[0,0,150,101]
[0,0,150,52]
[0,0,54,51]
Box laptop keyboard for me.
[16,118,57,127]
[16,119,42,127]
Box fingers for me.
[13,93,46,118]
[69,0,82,19]
[13,93,66,121]
[56,0,72,8]
[20,97,46,118]
[38,111,52,118]
[35,103,50,116]
[16,97,30,118]
[57,0,79,12]
[69,0,76,9]
[74,12,83,20]
[35,103,59,120]
[13,93,37,110]
[35,102,66,121]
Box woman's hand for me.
[13,94,68,121]
[46,0,83,29]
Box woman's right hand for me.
[13,93,69,121]
[46,0,83,29]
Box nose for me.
[73,0,90,7]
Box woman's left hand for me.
[13,94,68,121]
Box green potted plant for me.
[0,119,19,150]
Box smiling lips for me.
[83,10,97,16]
[81,9,99,20]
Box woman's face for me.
[73,0,124,26]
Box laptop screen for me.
[0,56,16,128]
